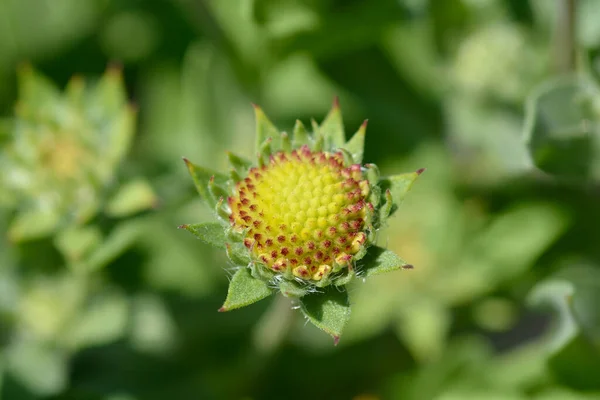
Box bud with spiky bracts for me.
[180,98,423,342]
[0,66,156,242]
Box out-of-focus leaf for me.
[7,209,60,242]
[105,179,158,218]
[54,225,102,263]
[219,267,273,312]
[178,222,226,249]
[183,158,228,209]
[81,219,145,273]
[360,246,411,278]
[130,294,176,354]
[65,290,129,350]
[16,65,61,119]
[529,265,600,390]
[6,339,67,396]
[524,77,600,181]
[300,286,350,343]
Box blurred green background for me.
[1,0,600,399]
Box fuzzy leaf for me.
[343,120,367,164]
[319,97,346,149]
[219,267,273,311]
[360,246,411,278]
[253,104,280,154]
[300,285,350,343]
[179,223,226,249]
[183,158,228,209]
[105,179,157,218]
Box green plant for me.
[180,99,423,342]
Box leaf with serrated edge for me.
[179,223,226,249]
[343,120,367,164]
[219,267,273,311]
[320,97,345,148]
[360,246,412,278]
[183,158,228,208]
[300,286,350,343]
[253,104,279,154]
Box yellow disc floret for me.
[228,145,372,282]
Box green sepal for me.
[378,169,424,220]
[178,222,226,249]
[250,260,275,281]
[105,179,157,218]
[379,189,394,224]
[226,242,251,266]
[215,197,230,222]
[281,132,292,152]
[360,245,412,278]
[292,120,309,147]
[258,137,273,167]
[312,129,324,152]
[339,148,354,167]
[16,64,61,119]
[300,285,351,344]
[183,158,228,209]
[227,151,252,175]
[279,280,310,298]
[365,163,380,185]
[253,104,279,154]
[343,120,367,164]
[219,267,273,312]
[208,176,230,201]
[319,97,346,149]
[332,268,356,286]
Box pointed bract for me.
[300,286,351,341]
[253,104,280,154]
[320,97,346,149]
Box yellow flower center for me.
[228,145,371,281]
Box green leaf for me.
[219,267,273,311]
[360,245,412,278]
[253,104,280,154]
[54,225,102,263]
[524,77,600,181]
[528,265,600,390]
[16,64,61,119]
[300,285,350,343]
[8,209,60,242]
[319,97,346,149]
[81,220,145,273]
[183,158,228,208]
[105,179,157,218]
[342,120,367,164]
[179,222,226,249]
[379,169,424,220]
